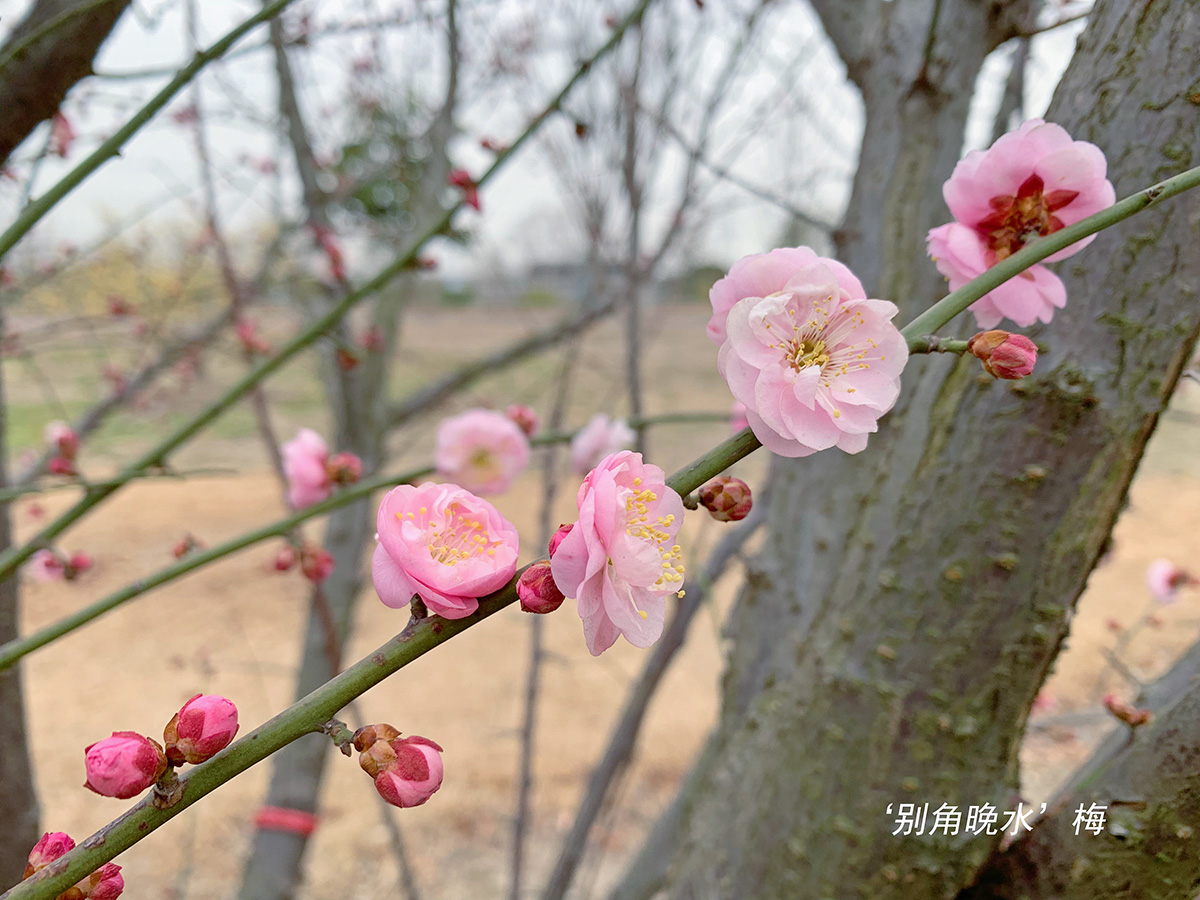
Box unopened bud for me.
[548,523,572,558]
[83,732,168,799]
[326,452,363,486]
[172,534,204,559]
[65,552,93,580]
[352,723,402,753]
[45,421,79,460]
[335,347,360,371]
[273,545,297,571]
[75,863,124,900]
[698,476,752,522]
[506,404,540,437]
[518,562,565,614]
[163,694,239,765]
[371,735,444,808]
[24,832,75,878]
[967,330,1037,379]
[1103,694,1154,728]
[300,544,335,583]
[47,456,77,477]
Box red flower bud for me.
[163,694,239,765]
[698,476,752,522]
[326,452,363,486]
[300,544,335,583]
[967,330,1038,379]
[335,347,360,371]
[517,562,565,614]
[273,545,297,571]
[24,832,75,878]
[107,295,133,317]
[369,735,444,808]
[47,456,77,477]
[83,732,168,799]
[506,404,540,437]
[548,523,572,558]
[447,169,481,211]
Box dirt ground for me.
[12,305,1200,899]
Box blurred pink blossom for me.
[1146,558,1198,603]
[570,414,634,476]
[28,549,65,582]
[435,409,530,495]
[283,428,332,510]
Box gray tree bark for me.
[630,0,1200,897]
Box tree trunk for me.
[639,0,1200,897]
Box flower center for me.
[619,477,685,616]
[785,337,830,372]
[398,502,497,566]
[977,173,1079,261]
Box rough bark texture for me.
[0,0,131,164]
[646,0,1200,898]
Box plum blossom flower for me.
[1146,559,1198,603]
[717,260,908,457]
[83,732,167,799]
[570,414,635,475]
[928,119,1115,328]
[163,694,239,765]
[435,409,530,495]
[707,246,864,346]
[283,429,332,509]
[550,451,685,656]
[372,482,519,619]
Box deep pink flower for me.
[83,732,167,799]
[551,451,685,655]
[24,832,75,877]
[570,414,634,476]
[929,119,1115,327]
[164,694,239,765]
[435,409,530,495]
[518,562,565,614]
[372,482,520,619]
[28,549,65,582]
[371,735,444,808]
[707,246,864,346]
[1146,559,1198,604]
[506,404,540,437]
[283,428,332,509]
[717,261,908,457]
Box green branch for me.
[0,0,301,262]
[900,163,1200,344]
[0,0,655,585]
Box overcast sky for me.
[0,0,1089,280]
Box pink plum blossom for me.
[570,414,635,475]
[371,735,445,808]
[551,451,685,656]
[435,409,530,495]
[717,260,908,457]
[283,428,332,509]
[928,119,1115,327]
[372,482,520,619]
[164,694,239,765]
[707,246,864,346]
[83,732,167,799]
[1146,559,1198,603]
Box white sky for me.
[0,0,1089,280]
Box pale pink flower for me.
[1146,558,1198,604]
[707,246,864,345]
[372,735,444,808]
[83,732,167,799]
[717,261,908,457]
[28,549,65,582]
[435,409,530,495]
[570,414,635,475]
[163,694,239,765]
[283,428,332,509]
[551,451,685,655]
[372,482,520,619]
[929,119,1115,327]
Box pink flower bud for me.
[47,456,77,477]
[236,317,271,356]
[24,832,75,878]
[357,325,385,353]
[28,549,66,582]
[300,544,335,583]
[65,552,93,580]
[45,421,79,460]
[107,294,133,317]
[698,476,752,522]
[163,694,238,765]
[83,732,168,799]
[77,862,124,900]
[370,735,444,808]
[967,330,1038,379]
[518,562,565,614]
[273,545,297,571]
[326,452,363,486]
[447,169,481,211]
[548,523,572,558]
[506,404,540,437]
